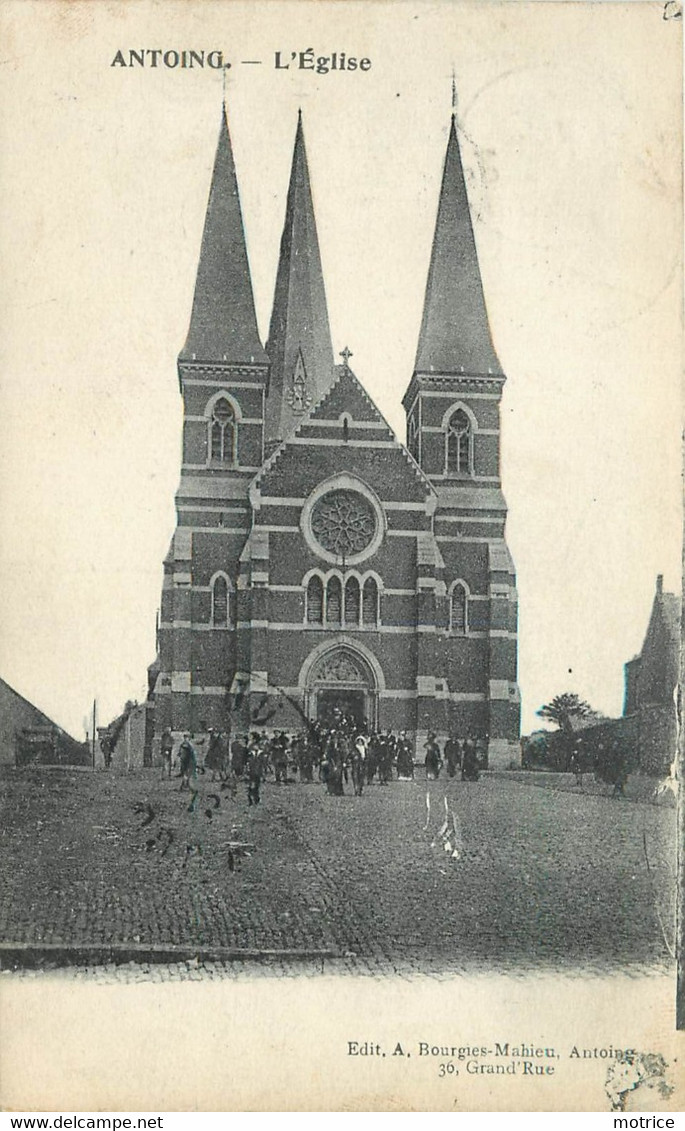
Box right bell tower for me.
[402,108,521,767]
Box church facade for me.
[152,105,521,767]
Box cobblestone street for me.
[0,767,676,978]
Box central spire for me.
[415,114,502,377]
[180,106,267,366]
[265,112,334,443]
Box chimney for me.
[656,574,663,596]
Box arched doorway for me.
[304,645,379,730]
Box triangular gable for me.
[308,365,384,425]
[253,365,436,502]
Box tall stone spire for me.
[265,111,334,443]
[415,114,502,376]
[180,107,267,365]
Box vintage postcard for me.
[0,0,682,1113]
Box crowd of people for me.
[424,733,486,782]
[159,714,487,805]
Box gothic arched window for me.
[326,577,342,625]
[211,575,229,627]
[407,415,418,460]
[210,398,237,464]
[450,582,468,636]
[306,575,324,624]
[362,577,379,627]
[344,577,360,626]
[446,408,472,475]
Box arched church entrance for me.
[304,645,379,730]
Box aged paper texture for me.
[0,0,682,1113]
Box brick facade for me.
[152,106,521,767]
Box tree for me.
[536,693,596,772]
[536,692,595,732]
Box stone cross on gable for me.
[340,346,353,368]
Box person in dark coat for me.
[231,734,247,777]
[461,737,480,781]
[366,732,380,784]
[444,735,461,778]
[205,728,225,781]
[178,735,197,786]
[424,733,443,780]
[297,735,314,783]
[271,732,289,784]
[160,727,173,779]
[396,731,414,780]
[178,735,199,810]
[246,734,266,806]
[377,731,396,785]
[604,737,631,798]
[570,739,586,788]
[100,735,113,771]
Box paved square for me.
[0,767,675,977]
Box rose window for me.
[310,490,377,558]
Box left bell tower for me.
[155,105,270,739]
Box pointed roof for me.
[415,115,502,377]
[180,107,267,365]
[632,575,681,707]
[265,112,334,442]
[644,575,681,653]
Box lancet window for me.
[344,577,361,626]
[450,582,468,636]
[445,408,472,475]
[326,577,343,625]
[306,575,324,624]
[303,571,381,629]
[210,398,237,464]
[211,574,230,627]
[407,415,419,461]
[362,578,379,627]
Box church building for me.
[152,103,521,767]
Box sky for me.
[0,0,681,739]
